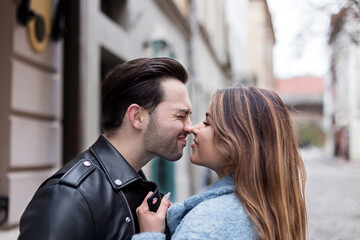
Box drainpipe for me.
[0,196,8,226]
[188,0,199,196]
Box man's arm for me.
[18,183,95,240]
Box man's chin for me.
[167,151,183,161]
[168,154,183,162]
[155,151,182,162]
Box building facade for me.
[324,6,360,163]
[0,0,63,228]
[0,0,275,235]
[275,77,324,147]
[0,0,232,231]
[246,0,275,89]
[226,0,275,89]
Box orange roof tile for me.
[275,77,323,96]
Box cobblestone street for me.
[302,148,360,240]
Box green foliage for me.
[295,121,325,147]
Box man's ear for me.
[127,104,145,130]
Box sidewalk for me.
[301,146,360,170]
[0,228,19,240]
[302,146,360,240]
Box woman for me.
[133,86,307,240]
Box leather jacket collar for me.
[89,135,145,190]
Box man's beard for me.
[144,113,183,161]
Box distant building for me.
[175,0,231,195]
[325,6,360,163]
[225,0,249,84]
[275,77,324,147]
[226,0,275,89]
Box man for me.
[18,57,192,240]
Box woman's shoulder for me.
[180,176,249,223]
[178,192,256,238]
[194,192,247,219]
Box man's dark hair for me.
[102,57,188,133]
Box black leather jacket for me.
[18,135,164,240]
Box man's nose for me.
[184,119,192,134]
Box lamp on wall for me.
[16,0,53,52]
[16,0,36,26]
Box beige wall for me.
[196,0,228,65]
[246,0,275,89]
[327,29,360,163]
[0,0,63,226]
[225,0,249,83]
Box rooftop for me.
[275,77,324,105]
[275,77,324,96]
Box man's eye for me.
[203,121,210,126]
[177,116,185,119]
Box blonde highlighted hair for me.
[210,86,307,240]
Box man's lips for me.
[178,135,187,144]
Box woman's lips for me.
[191,138,199,147]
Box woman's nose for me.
[191,122,202,135]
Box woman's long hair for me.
[210,86,307,240]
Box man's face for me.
[143,78,192,161]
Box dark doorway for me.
[62,0,81,164]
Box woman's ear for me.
[127,104,146,130]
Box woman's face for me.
[190,105,227,177]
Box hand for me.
[136,191,171,233]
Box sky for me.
[267,0,343,79]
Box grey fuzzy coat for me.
[132,175,257,240]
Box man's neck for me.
[103,132,153,172]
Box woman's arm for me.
[131,191,171,240]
